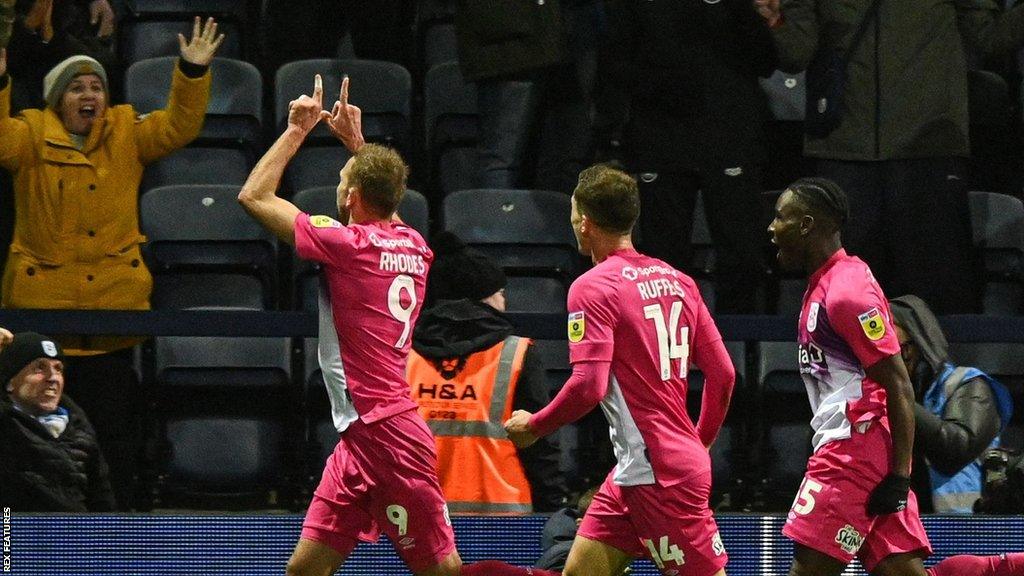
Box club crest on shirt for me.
[806,302,820,332]
[858,307,886,341]
[41,341,58,357]
[567,311,585,343]
[310,215,341,228]
[835,524,864,555]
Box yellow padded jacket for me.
[0,63,211,354]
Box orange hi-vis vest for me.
[407,335,533,514]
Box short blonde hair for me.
[349,144,409,217]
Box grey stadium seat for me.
[756,340,813,508]
[442,189,580,278]
[125,56,263,154]
[140,147,251,194]
[968,190,1024,314]
[424,62,479,196]
[152,324,294,507]
[120,20,242,64]
[140,184,278,308]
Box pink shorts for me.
[578,469,728,576]
[782,420,932,571]
[300,409,456,573]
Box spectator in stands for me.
[598,0,778,313]
[5,0,119,110]
[0,0,13,48]
[408,231,567,514]
[533,485,599,571]
[0,329,116,511]
[261,0,412,73]
[890,294,1014,513]
[455,0,597,193]
[0,16,222,509]
[754,0,1024,314]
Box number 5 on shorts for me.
[642,535,685,570]
[791,478,824,516]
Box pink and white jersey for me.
[798,249,899,452]
[295,213,433,429]
[568,248,722,487]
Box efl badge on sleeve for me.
[567,311,585,343]
[310,215,341,228]
[807,302,820,333]
[858,307,886,341]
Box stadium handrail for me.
[0,310,1020,343]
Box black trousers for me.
[817,157,981,314]
[635,162,768,314]
[62,349,141,511]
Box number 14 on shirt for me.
[643,301,689,381]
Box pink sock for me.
[928,553,1024,576]
[460,560,561,576]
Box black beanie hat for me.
[427,232,507,302]
[0,332,64,388]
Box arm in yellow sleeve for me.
[133,60,211,165]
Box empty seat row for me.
[137,183,1024,316]
[139,185,581,313]
[139,335,1024,510]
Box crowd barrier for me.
[0,310,1022,343]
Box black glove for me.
[867,473,911,516]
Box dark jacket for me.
[7,0,118,110]
[600,0,777,170]
[534,507,579,570]
[771,0,1024,160]
[412,298,568,511]
[455,0,567,81]
[890,295,1003,512]
[0,393,116,511]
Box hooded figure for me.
[889,295,1014,513]
[406,232,567,513]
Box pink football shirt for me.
[568,248,724,487]
[798,249,900,451]
[295,213,433,424]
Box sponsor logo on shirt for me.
[368,232,416,249]
[806,302,820,332]
[798,342,826,372]
[835,524,864,555]
[858,308,886,341]
[567,311,585,343]
[310,215,341,228]
[621,264,678,280]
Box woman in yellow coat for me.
[0,16,224,508]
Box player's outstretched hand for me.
[320,76,365,153]
[0,327,12,351]
[504,410,538,449]
[178,16,225,66]
[867,473,910,516]
[287,74,325,135]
